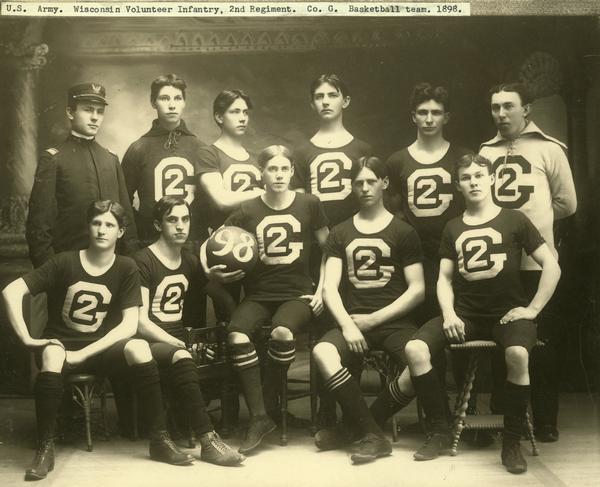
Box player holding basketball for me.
[122,74,207,247]
[387,83,472,321]
[312,156,425,464]
[395,154,560,473]
[132,196,244,466]
[202,145,329,454]
[2,201,193,481]
[479,82,576,442]
[291,74,373,428]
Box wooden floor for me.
[1,355,598,487]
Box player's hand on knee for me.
[301,293,323,316]
[443,314,465,343]
[343,326,368,354]
[206,264,245,284]
[65,350,87,367]
[500,306,537,324]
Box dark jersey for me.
[325,216,423,315]
[26,134,138,267]
[225,193,328,301]
[387,145,472,261]
[132,247,206,336]
[121,120,206,242]
[196,144,262,230]
[22,251,142,340]
[291,138,372,228]
[439,209,545,318]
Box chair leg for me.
[450,351,480,456]
[100,385,110,440]
[131,392,139,441]
[525,411,539,456]
[280,370,288,446]
[391,414,399,442]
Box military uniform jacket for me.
[26,134,138,268]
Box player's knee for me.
[228,331,250,346]
[171,348,192,364]
[270,326,293,341]
[41,344,66,372]
[405,339,431,365]
[504,346,529,371]
[312,342,340,369]
[123,339,152,364]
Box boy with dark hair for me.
[3,200,192,481]
[26,83,138,267]
[480,82,577,442]
[313,156,425,464]
[395,154,560,473]
[132,195,244,466]
[122,74,207,246]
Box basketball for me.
[205,226,259,272]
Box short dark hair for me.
[355,155,389,180]
[86,200,127,228]
[213,89,253,126]
[152,195,190,224]
[489,82,532,106]
[410,82,449,112]
[454,154,493,181]
[150,74,187,104]
[257,145,293,171]
[310,74,349,99]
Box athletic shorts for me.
[319,317,419,371]
[228,298,313,337]
[411,314,538,356]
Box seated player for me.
[312,156,425,464]
[132,196,244,466]
[394,154,560,473]
[2,200,193,482]
[202,145,329,454]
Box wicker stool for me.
[64,373,109,452]
[448,340,539,456]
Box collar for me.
[480,121,567,150]
[143,119,195,137]
[70,130,95,141]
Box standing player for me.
[397,154,560,473]
[122,74,207,247]
[26,83,137,267]
[479,82,576,441]
[202,145,329,454]
[2,201,192,481]
[132,196,243,466]
[312,156,425,464]
[291,74,373,427]
[387,83,472,321]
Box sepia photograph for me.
[0,1,598,486]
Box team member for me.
[2,201,192,481]
[197,89,264,233]
[202,145,329,454]
[312,156,425,464]
[132,196,243,466]
[479,82,576,441]
[291,74,373,427]
[387,82,472,321]
[122,74,207,247]
[393,154,560,473]
[26,83,137,267]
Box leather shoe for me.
[149,431,194,465]
[238,415,276,454]
[25,439,55,481]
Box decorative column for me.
[0,19,47,260]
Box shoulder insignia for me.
[45,148,59,156]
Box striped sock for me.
[325,367,384,437]
[369,378,414,428]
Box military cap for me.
[68,83,108,105]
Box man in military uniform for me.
[26,83,138,268]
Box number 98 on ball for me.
[205,226,258,272]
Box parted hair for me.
[489,82,532,106]
[410,82,450,112]
[310,74,350,99]
[257,145,294,170]
[355,155,389,180]
[150,74,187,103]
[453,153,493,181]
[152,195,190,224]
[86,200,127,228]
[213,89,253,126]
